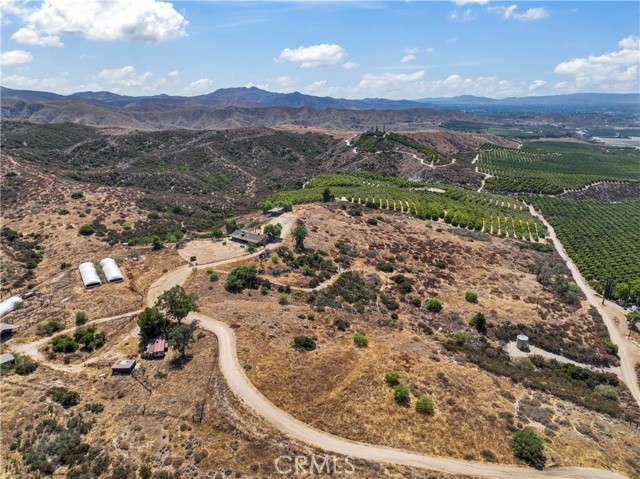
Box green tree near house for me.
[156,285,198,325]
[263,223,282,241]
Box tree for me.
[246,242,257,253]
[511,430,544,466]
[629,279,640,303]
[225,265,259,292]
[78,225,94,236]
[212,227,225,240]
[137,307,168,341]
[353,333,368,347]
[465,291,478,303]
[393,383,410,404]
[605,340,618,355]
[169,323,196,358]
[322,188,334,203]
[384,371,400,386]
[292,221,308,250]
[224,219,239,234]
[293,335,316,351]
[151,235,164,251]
[416,395,434,414]
[469,312,486,332]
[263,223,282,241]
[612,282,630,302]
[157,285,198,324]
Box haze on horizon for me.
[0,0,639,100]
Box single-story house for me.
[230,230,270,247]
[146,336,168,358]
[0,323,19,336]
[111,359,136,374]
[0,353,15,366]
[267,206,284,216]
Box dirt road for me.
[527,204,640,407]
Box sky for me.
[0,0,639,99]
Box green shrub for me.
[307,312,315,321]
[147,212,160,219]
[511,429,544,465]
[278,293,288,305]
[75,310,88,325]
[14,353,38,375]
[51,335,79,353]
[86,403,105,414]
[53,389,80,407]
[605,340,618,355]
[37,320,64,336]
[353,333,368,347]
[78,225,94,236]
[209,272,219,282]
[70,191,83,199]
[367,218,378,225]
[416,395,434,414]
[384,371,400,386]
[293,336,316,352]
[377,261,394,273]
[435,260,447,269]
[225,265,259,292]
[393,383,410,404]
[398,281,413,294]
[465,291,478,303]
[453,331,470,345]
[469,312,486,332]
[58,209,70,215]
[425,297,442,312]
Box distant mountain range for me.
[1,86,638,130]
[2,86,638,112]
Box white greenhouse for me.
[79,262,102,289]
[100,258,124,283]
[0,296,24,318]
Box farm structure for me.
[100,258,124,283]
[0,323,19,336]
[111,359,136,374]
[79,262,102,289]
[230,230,270,247]
[146,336,168,358]
[0,296,23,318]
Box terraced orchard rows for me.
[477,141,640,194]
[266,173,545,241]
[531,197,640,289]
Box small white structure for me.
[0,353,15,366]
[100,258,124,283]
[0,296,23,318]
[79,262,102,289]
[516,334,530,351]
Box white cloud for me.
[245,82,270,90]
[342,61,359,70]
[489,5,548,21]
[4,0,187,44]
[404,47,419,55]
[277,43,346,68]
[528,79,546,91]
[400,54,417,64]
[453,0,489,5]
[426,47,434,54]
[554,35,640,92]
[182,78,213,95]
[302,79,340,97]
[1,72,70,91]
[0,49,33,66]
[358,70,425,93]
[275,75,297,87]
[168,70,180,77]
[11,26,62,46]
[450,8,475,21]
[97,66,152,87]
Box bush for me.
[384,371,400,386]
[53,389,80,407]
[225,265,259,292]
[511,430,544,465]
[70,191,83,199]
[605,340,618,355]
[595,384,618,401]
[353,333,368,347]
[278,293,288,305]
[307,312,315,321]
[78,225,94,236]
[37,320,64,336]
[147,212,160,219]
[86,403,105,414]
[393,383,410,404]
[416,395,434,414]
[209,272,219,282]
[51,335,79,353]
[293,336,316,352]
[377,261,394,273]
[465,291,478,303]
[425,297,442,312]
[398,281,413,295]
[75,310,88,325]
[453,331,470,345]
[469,312,486,332]
[435,260,447,269]
[58,209,70,215]
[367,218,378,226]
[14,353,38,375]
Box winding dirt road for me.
[527,204,640,407]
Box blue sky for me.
[1,0,638,99]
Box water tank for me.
[516,334,530,351]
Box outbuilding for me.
[0,353,15,366]
[79,262,102,289]
[145,336,168,358]
[267,206,284,216]
[516,334,530,351]
[111,359,136,374]
[0,323,19,336]
[0,296,23,318]
[230,230,270,247]
[100,258,124,283]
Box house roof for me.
[111,359,136,370]
[0,353,15,365]
[0,323,19,334]
[230,229,269,244]
[268,206,284,213]
[146,337,166,354]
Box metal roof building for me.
[78,262,102,289]
[111,359,136,374]
[0,323,19,336]
[0,296,23,318]
[230,229,270,246]
[100,258,124,283]
[0,353,15,366]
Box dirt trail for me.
[527,204,640,407]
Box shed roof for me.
[79,262,102,289]
[146,337,166,355]
[0,296,23,318]
[0,353,15,365]
[0,323,19,334]
[100,258,124,283]
[111,359,136,371]
[230,229,269,244]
